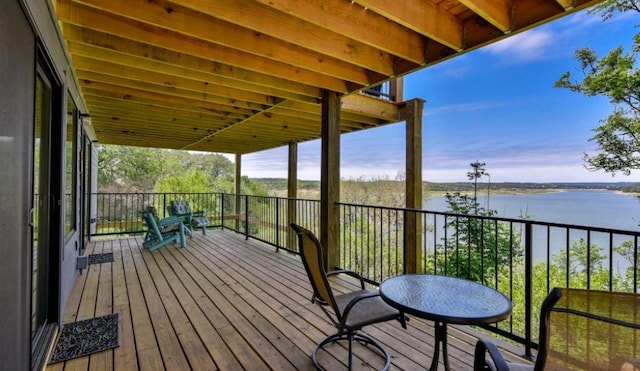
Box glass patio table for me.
[379,274,512,371]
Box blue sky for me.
[240,9,640,183]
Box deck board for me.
[46,230,533,370]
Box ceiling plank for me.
[72,54,276,107]
[64,35,320,103]
[79,83,254,119]
[83,91,238,121]
[78,70,264,115]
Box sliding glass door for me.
[32,68,52,341]
[31,54,62,367]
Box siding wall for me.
[0,1,92,368]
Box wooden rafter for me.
[52,0,604,154]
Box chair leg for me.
[178,222,186,247]
[311,331,391,370]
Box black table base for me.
[430,321,450,371]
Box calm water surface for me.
[424,190,640,231]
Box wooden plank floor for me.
[46,230,532,370]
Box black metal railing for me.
[338,201,640,356]
[90,192,639,357]
[362,81,395,101]
[92,192,224,235]
[219,193,320,253]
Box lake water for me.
[424,190,640,231]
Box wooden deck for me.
[46,230,531,370]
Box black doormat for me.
[88,252,114,265]
[48,313,120,364]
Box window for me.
[64,95,77,238]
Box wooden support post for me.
[287,142,298,250]
[404,98,425,273]
[235,154,241,231]
[390,77,404,102]
[320,90,341,271]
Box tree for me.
[163,150,233,185]
[98,144,268,196]
[467,161,488,197]
[155,170,211,194]
[98,144,165,192]
[467,161,488,214]
[555,1,640,176]
[427,163,523,284]
[428,191,524,284]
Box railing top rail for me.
[337,201,640,236]
[91,192,640,236]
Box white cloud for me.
[483,28,554,62]
[424,101,506,116]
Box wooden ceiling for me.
[54,0,601,154]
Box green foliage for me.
[341,175,407,207]
[588,0,640,20]
[498,237,637,342]
[550,238,614,290]
[97,145,268,196]
[155,170,211,194]
[162,150,233,184]
[98,144,165,191]
[555,3,640,176]
[428,192,524,284]
[467,161,488,205]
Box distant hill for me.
[251,178,640,194]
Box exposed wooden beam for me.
[354,0,465,51]
[554,0,576,10]
[171,0,401,74]
[247,0,426,65]
[459,0,513,33]
[56,0,352,92]
[67,0,374,85]
[341,94,400,122]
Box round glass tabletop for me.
[380,274,512,325]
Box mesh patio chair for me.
[290,223,407,370]
[474,287,640,371]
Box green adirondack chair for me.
[141,206,186,252]
[168,200,210,235]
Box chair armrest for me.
[327,269,366,289]
[158,215,179,224]
[193,210,206,216]
[340,290,383,319]
[474,339,510,371]
[157,215,183,229]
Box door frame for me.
[30,43,63,370]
